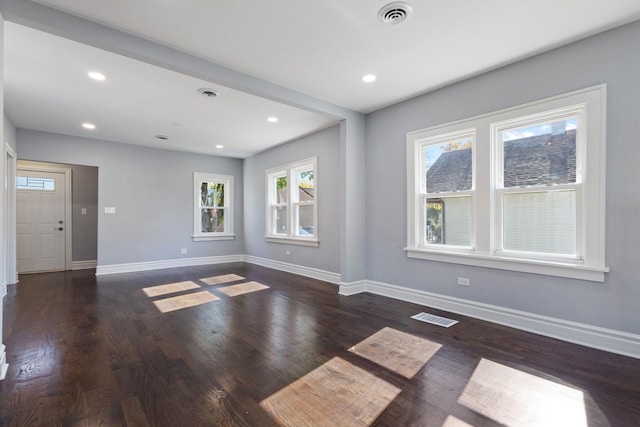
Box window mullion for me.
[288,170,294,238]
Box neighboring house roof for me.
[427,148,472,193]
[427,130,576,192]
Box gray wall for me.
[17,160,98,262]
[244,125,340,274]
[4,113,15,152]
[0,12,5,368]
[365,20,640,334]
[70,164,98,261]
[17,129,244,266]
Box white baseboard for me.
[340,279,640,360]
[338,280,368,296]
[243,255,341,284]
[92,255,639,359]
[95,255,244,276]
[71,260,97,270]
[0,344,8,381]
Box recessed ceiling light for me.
[82,123,96,130]
[216,144,224,149]
[267,117,278,123]
[362,74,377,83]
[88,71,106,81]
[155,135,169,140]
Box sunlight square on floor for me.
[348,327,441,379]
[152,291,219,313]
[458,358,588,427]
[216,281,269,297]
[200,274,245,285]
[260,357,401,427]
[142,280,200,297]
[442,416,474,427]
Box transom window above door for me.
[16,176,55,191]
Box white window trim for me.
[192,172,235,241]
[417,128,477,252]
[265,157,319,247]
[406,85,608,282]
[492,105,586,262]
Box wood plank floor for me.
[1,263,639,426]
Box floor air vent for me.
[411,312,458,328]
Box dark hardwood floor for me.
[1,263,639,426]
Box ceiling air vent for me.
[197,88,218,98]
[378,2,413,25]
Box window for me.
[193,172,234,241]
[266,157,318,246]
[420,130,475,249]
[407,86,608,281]
[17,176,55,191]
[495,114,580,259]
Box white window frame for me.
[417,129,476,252]
[406,85,608,282]
[265,157,319,247]
[192,172,235,241]
[493,107,584,263]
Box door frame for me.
[5,144,17,285]
[16,161,73,272]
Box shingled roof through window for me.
[426,130,576,192]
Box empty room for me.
[1,1,640,426]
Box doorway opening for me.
[16,160,98,274]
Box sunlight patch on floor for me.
[348,327,441,379]
[217,281,269,297]
[200,274,245,285]
[260,357,401,427]
[142,280,200,297]
[458,358,587,427]
[441,415,473,427]
[153,291,219,313]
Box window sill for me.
[192,234,236,242]
[265,236,320,247]
[405,247,608,282]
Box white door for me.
[16,170,66,273]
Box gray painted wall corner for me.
[364,20,640,335]
[16,129,245,266]
[243,125,341,275]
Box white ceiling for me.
[4,0,640,157]
[3,22,338,158]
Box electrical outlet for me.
[180,248,187,255]
[81,208,87,215]
[457,277,470,286]
[285,250,291,256]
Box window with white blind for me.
[495,114,580,260]
[406,85,608,281]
